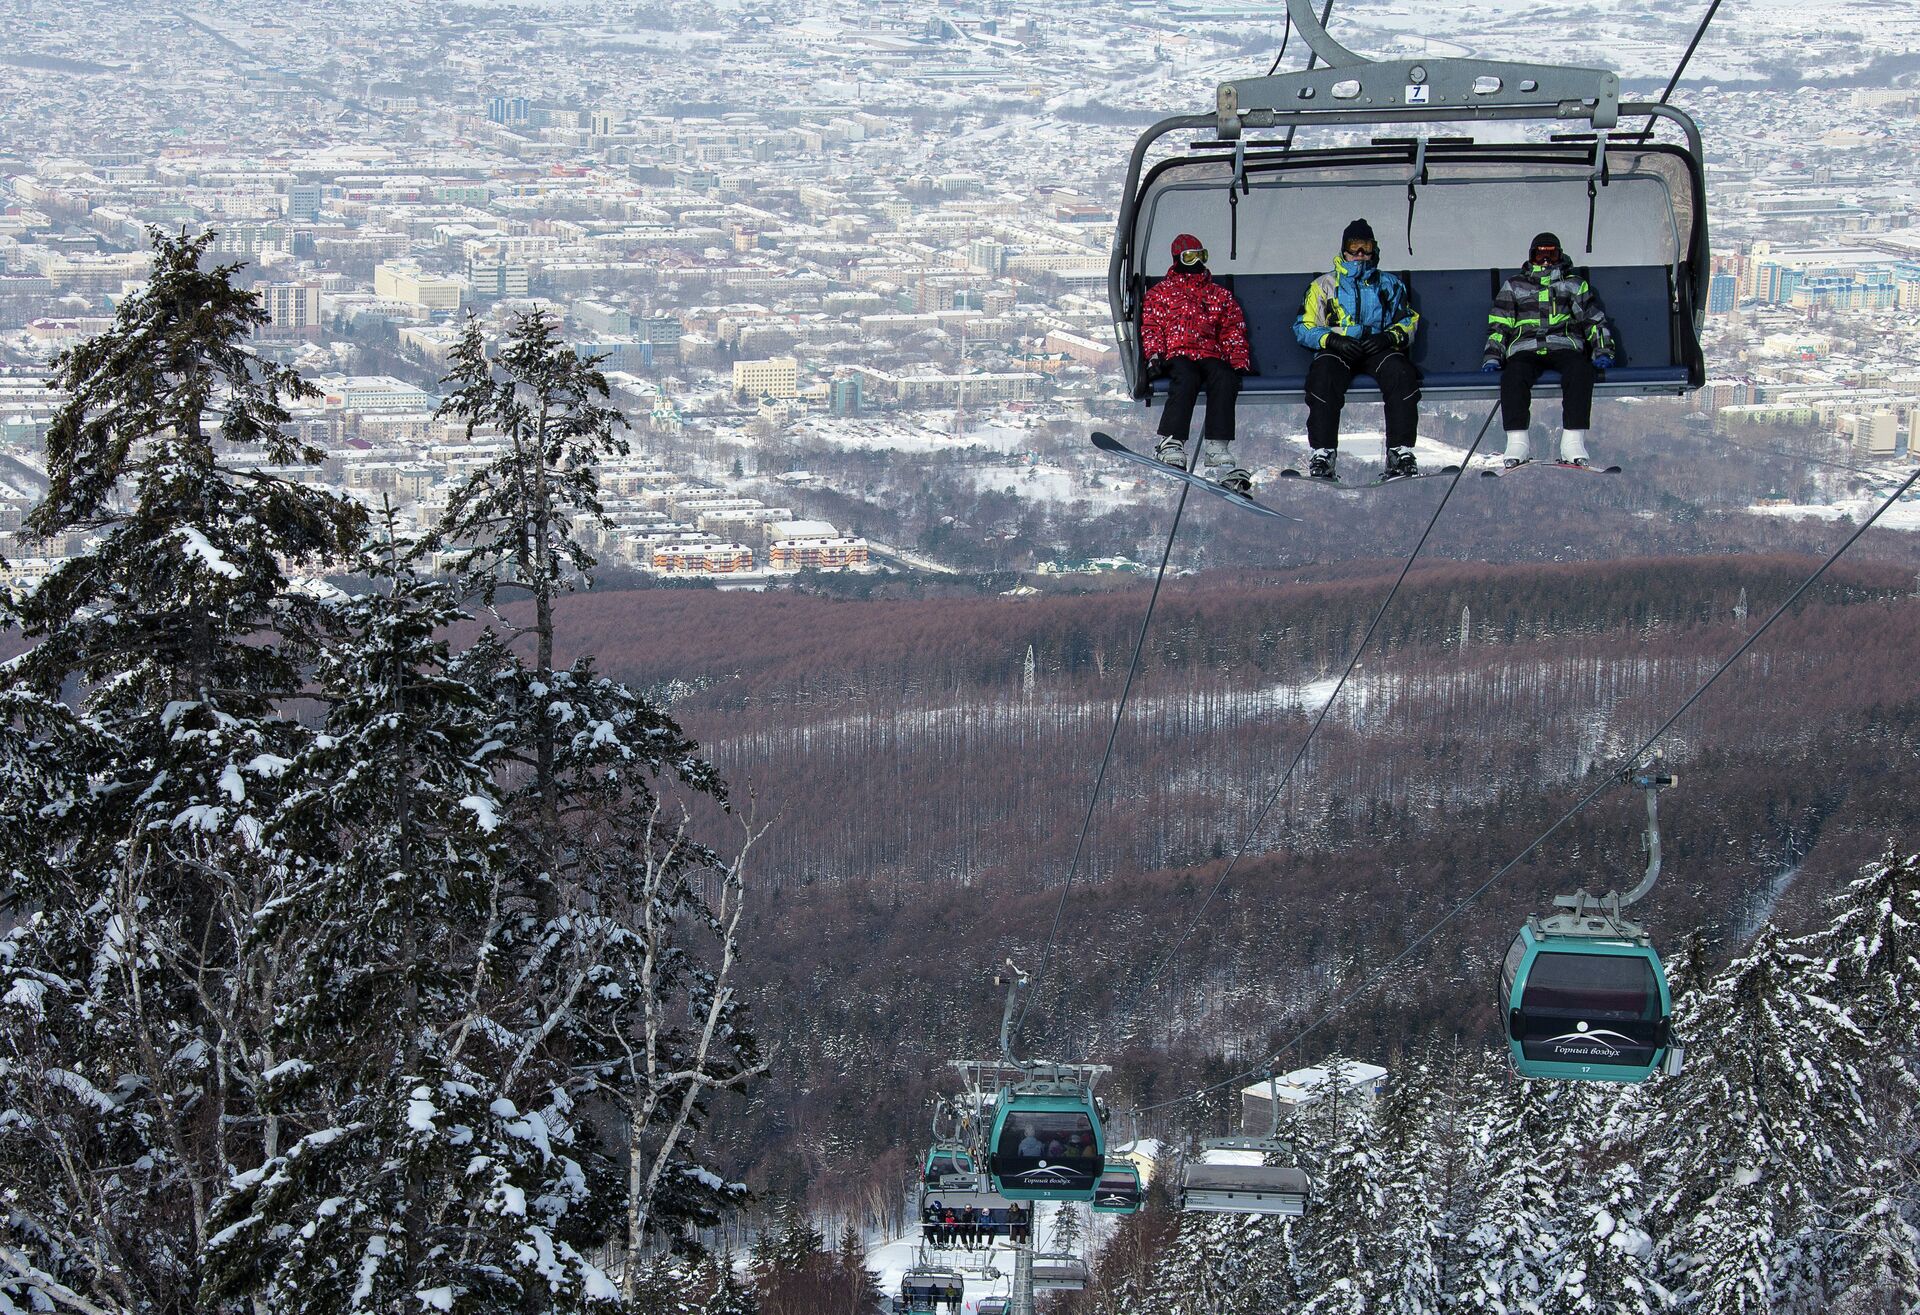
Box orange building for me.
[768,536,869,571]
[650,542,755,574]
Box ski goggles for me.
[1343,244,1377,260]
[1530,244,1562,262]
[1177,246,1209,267]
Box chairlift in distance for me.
[1174,1071,1311,1216]
[1110,0,1708,408]
[922,1145,975,1188]
[923,1101,979,1188]
[1030,1253,1092,1291]
[1500,769,1683,1082]
[900,1262,965,1314]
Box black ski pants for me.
[1305,345,1420,450]
[1156,355,1241,444]
[1500,349,1596,431]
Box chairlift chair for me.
[900,1265,964,1314]
[1175,1160,1312,1217]
[1030,1253,1093,1291]
[1175,1069,1312,1216]
[1110,0,1708,408]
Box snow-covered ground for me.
[1744,491,1920,533]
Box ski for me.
[1091,431,1301,523]
[1277,463,1463,489]
[1479,459,1623,478]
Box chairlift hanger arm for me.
[1620,769,1677,907]
[996,961,1030,1069]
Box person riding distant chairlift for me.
[1293,218,1423,481]
[1141,232,1255,492]
[1482,231,1617,468]
[1018,1126,1045,1157]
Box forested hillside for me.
[533,557,1920,1214]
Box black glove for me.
[1360,331,1397,356]
[1146,354,1171,379]
[1324,333,1366,365]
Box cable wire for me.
[1135,462,1920,1115]
[1634,0,1725,144]
[1013,467,1197,1047]
[1265,9,1293,77]
[1109,403,1501,1046]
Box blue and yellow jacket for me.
[1293,256,1419,352]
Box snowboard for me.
[1091,431,1301,523]
[1480,459,1623,478]
[1277,462,1464,488]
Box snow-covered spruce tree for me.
[1647,922,1873,1314]
[429,312,761,1297]
[1049,1201,1087,1255]
[0,228,363,1315]
[429,309,641,885]
[1295,1133,1391,1315]
[1363,1048,1447,1315]
[1798,852,1920,1312]
[1137,1211,1251,1315]
[199,516,632,1313]
[830,1222,885,1315]
[1447,1076,1561,1315]
[1538,1159,1665,1315]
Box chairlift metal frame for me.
[1109,0,1709,405]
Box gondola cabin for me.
[978,1300,1011,1315]
[1501,921,1676,1082]
[1092,1160,1144,1214]
[987,1091,1105,1201]
[922,1146,975,1187]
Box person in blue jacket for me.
[1293,218,1422,480]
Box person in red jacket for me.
[1141,233,1254,491]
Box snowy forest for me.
[1,233,1917,1315]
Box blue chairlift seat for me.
[1140,262,1694,404]
[901,1267,964,1314]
